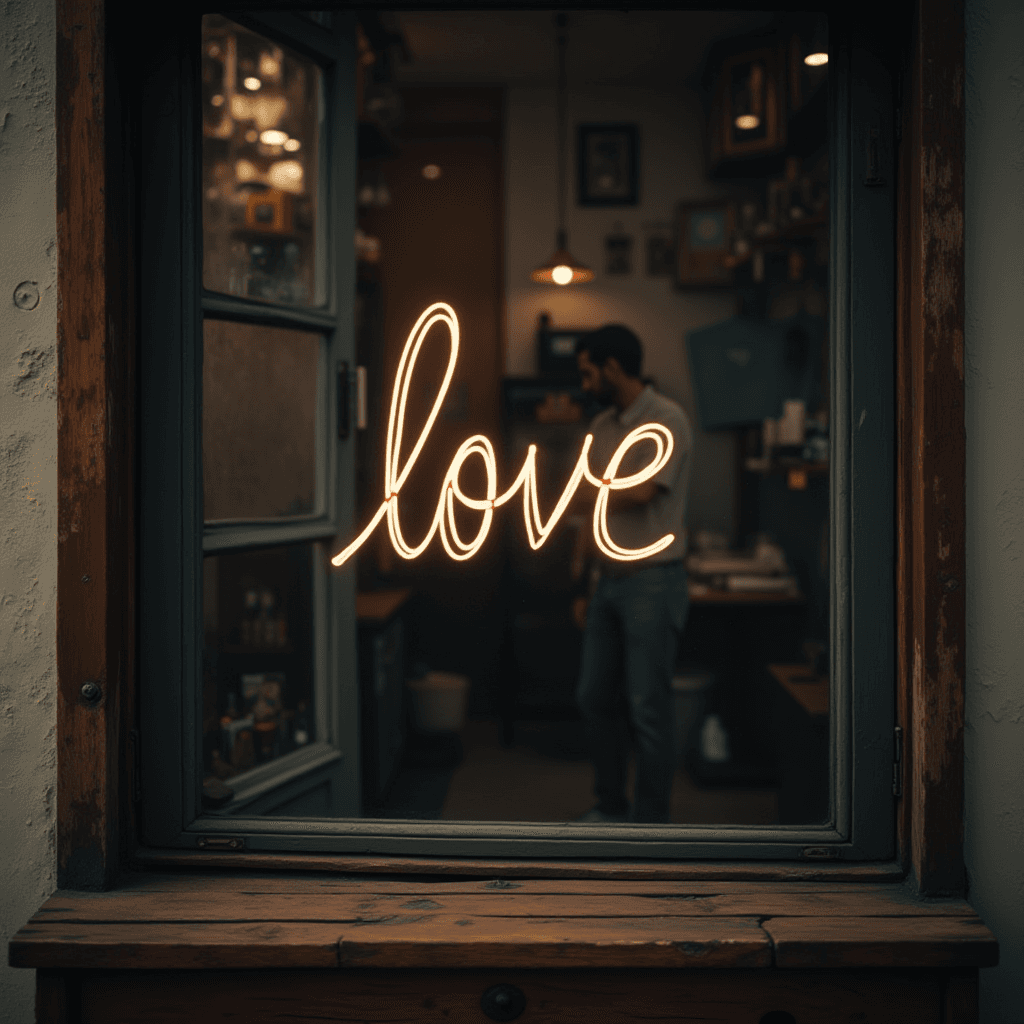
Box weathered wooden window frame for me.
[56,0,964,893]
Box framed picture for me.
[577,123,638,206]
[676,201,735,288]
[707,45,786,166]
[604,226,634,275]
[644,222,675,277]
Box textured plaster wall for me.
[0,0,58,1019]
[964,0,1024,1019]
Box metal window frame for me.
[135,6,897,862]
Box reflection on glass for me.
[202,545,317,792]
[207,10,832,829]
[203,320,320,522]
[201,15,322,305]
[340,11,831,828]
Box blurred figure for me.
[574,325,693,824]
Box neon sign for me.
[331,303,675,567]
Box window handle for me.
[864,126,885,186]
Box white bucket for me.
[672,670,714,764]
[407,671,469,733]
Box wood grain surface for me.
[896,0,968,895]
[77,968,949,1024]
[56,0,136,891]
[8,876,996,972]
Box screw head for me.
[13,281,40,311]
[80,681,102,705]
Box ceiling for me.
[388,11,778,89]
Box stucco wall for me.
[0,0,58,1020]
[964,0,1024,1018]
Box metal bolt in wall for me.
[80,681,102,706]
[13,281,40,310]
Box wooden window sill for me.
[9,873,997,972]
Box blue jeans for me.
[576,561,689,824]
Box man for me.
[574,325,692,824]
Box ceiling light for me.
[734,114,760,130]
[804,52,828,67]
[531,14,592,287]
[260,129,288,145]
[243,76,261,91]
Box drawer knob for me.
[481,983,526,1022]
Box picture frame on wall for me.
[707,45,786,168]
[577,123,638,206]
[676,200,735,288]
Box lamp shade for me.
[530,15,592,287]
[531,231,594,285]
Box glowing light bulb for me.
[283,138,301,152]
[260,129,288,145]
[330,303,675,568]
[804,52,828,67]
[267,159,303,192]
[734,114,760,130]
[243,76,261,91]
[551,265,573,285]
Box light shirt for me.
[587,385,693,568]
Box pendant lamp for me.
[531,13,593,285]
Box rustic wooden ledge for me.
[8,874,998,972]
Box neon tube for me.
[331,302,675,567]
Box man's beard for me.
[593,376,616,407]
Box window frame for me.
[55,0,964,892]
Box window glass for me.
[202,320,322,522]
[202,544,319,798]
[164,5,898,858]
[199,9,840,832]
[201,15,323,306]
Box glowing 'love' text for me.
[331,303,674,567]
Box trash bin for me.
[672,670,714,766]
[407,671,469,733]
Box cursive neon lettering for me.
[331,302,675,567]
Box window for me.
[131,5,897,862]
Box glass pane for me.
[339,10,831,829]
[203,319,321,522]
[201,15,323,306]
[202,544,318,792]
[209,10,836,836]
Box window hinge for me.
[892,724,904,798]
[196,835,245,851]
[128,728,142,804]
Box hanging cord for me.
[555,12,568,249]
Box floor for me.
[373,717,779,825]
